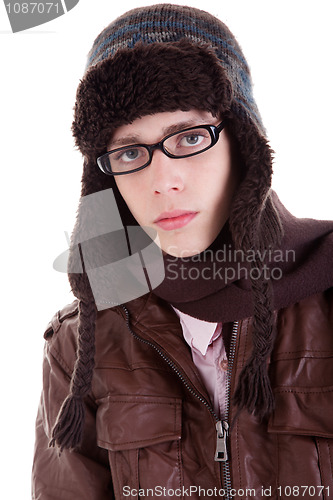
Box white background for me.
[0,0,332,497]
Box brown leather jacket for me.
[32,289,333,500]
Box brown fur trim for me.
[226,104,283,251]
[72,40,233,158]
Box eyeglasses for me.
[97,121,226,176]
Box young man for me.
[32,4,333,499]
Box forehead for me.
[108,110,217,148]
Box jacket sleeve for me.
[31,306,114,500]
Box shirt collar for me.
[172,306,222,356]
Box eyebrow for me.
[108,120,208,149]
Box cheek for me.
[210,140,238,204]
[115,177,148,223]
[200,161,234,206]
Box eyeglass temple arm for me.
[217,120,226,132]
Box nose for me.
[150,150,185,195]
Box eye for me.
[179,133,205,147]
[118,148,141,162]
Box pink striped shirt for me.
[172,307,228,418]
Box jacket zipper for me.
[121,305,239,499]
[219,320,239,499]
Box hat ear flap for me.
[256,194,283,251]
[227,107,283,252]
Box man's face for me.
[111,110,239,257]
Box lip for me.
[154,210,198,231]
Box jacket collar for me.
[118,292,215,404]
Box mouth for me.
[154,210,198,231]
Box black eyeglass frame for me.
[97,121,226,176]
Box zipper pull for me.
[214,420,229,462]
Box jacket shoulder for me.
[42,301,80,378]
[43,300,125,377]
[43,300,80,340]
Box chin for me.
[162,238,209,258]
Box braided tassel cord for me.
[50,297,97,451]
[233,259,276,419]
